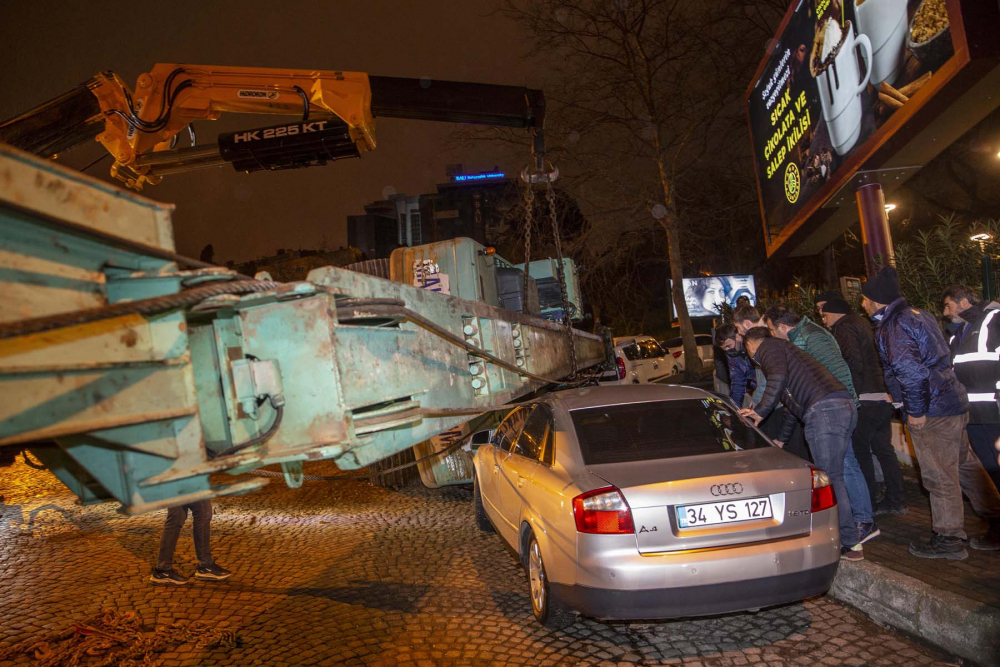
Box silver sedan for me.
[471,384,840,628]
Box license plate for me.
[677,497,773,528]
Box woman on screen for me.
[685,276,731,317]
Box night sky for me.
[1,0,538,264]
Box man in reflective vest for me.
[943,285,1000,489]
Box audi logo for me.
[710,483,744,496]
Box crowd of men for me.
[715,266,1000,562]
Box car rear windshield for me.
[570,398,770,464]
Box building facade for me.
[347,168,519,259]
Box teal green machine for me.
[0,145,606,513]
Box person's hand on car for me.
[738,408,762,426]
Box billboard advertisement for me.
[672,275,757,318]
[747,0,961,247]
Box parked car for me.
[661,334,715,373]
[471,385,840,628]
[598,335,671,385]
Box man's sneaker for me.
[970,520,1000,551]
[908,533,968,560]
[840,544,864,561]
[857,521,881,545]
[873,501,908,516]
[194,563,232,581]
[150,568,189,585]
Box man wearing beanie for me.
[820,296,906,515]
[814,290,844,315]
[863,267,1000,559]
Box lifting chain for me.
[521,129,575,378]
[545,180,577,377]
[521,183,535,310]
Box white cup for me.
[854,0,908,86]
[816,22,872,155]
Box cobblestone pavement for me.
[0,458,957,667]
[864,469,1000,609]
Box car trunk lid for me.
[588,448,814,553]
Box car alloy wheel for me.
[528,538,546,612]
[525,532,574,629]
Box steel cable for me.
[0,280,279,340]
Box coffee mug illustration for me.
[811,18,872,156]
[854,0,908,86]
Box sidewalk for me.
[831,469,1000,667]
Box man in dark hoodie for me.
[715,324,756,407]
[739,327,863,560]
[942,284,1000,489]
[863,267,1000,559]
[820,297,906,515]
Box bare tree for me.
[484,0,784,374]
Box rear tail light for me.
[616,356,626,379]
[672,351,682,358]
[573,486,634,534]
[810,467,837,512]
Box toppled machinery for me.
[0,146,606,513]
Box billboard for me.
[746,0,1000,257]
[671,275,757,318]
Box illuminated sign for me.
[670,275,757,319]
[745,0,1000,257]
[452,172,505,182]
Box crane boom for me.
[0,64,545,190]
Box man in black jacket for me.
[943,285,1000,489]
[820,297,906,514]
[739,327,862,559]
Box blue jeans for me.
[803,397,859,548]
[844,442,873,524]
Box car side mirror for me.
[470,429,493,451]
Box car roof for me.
[612,334,656,346]
[545,384,713,411]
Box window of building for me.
[411,212,422,246]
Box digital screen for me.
[748,0,958,239]
[671,275,757,318]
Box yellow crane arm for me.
[90,64,375,189]
[0,63,546,191]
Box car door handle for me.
[517,476,526,488]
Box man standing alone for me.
[863,267,1000,559]
[820,297,906,515]
[151,499,232,584]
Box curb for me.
[830,559,1000,667]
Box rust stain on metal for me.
[120,329,138,347]
[226,347,243,361]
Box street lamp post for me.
[971,232,994,301]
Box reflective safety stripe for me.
[968,392,997,402]
[981,310,1000,354]
[953,351,1000,363]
